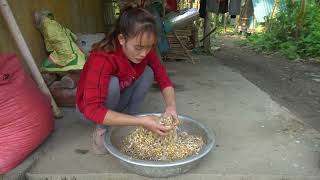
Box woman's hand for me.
[161,87,179,127]
[164,106,180,127]
[140,115,172,136]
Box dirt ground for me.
[26,53,320,180]
[213,35,320,131]
[6,34,320,180]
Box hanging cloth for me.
[207,0,229,14]
[240,0,254,19]
[229,0,241,15]
[166,0,177,11]
[199,0,207,18]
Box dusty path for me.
[214,35,320,131]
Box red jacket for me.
[76,47,173,124]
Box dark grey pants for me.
[78,66,154,129]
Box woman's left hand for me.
[164,106,180,127]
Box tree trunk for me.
[203,11,211,52]
[295,0,306,39]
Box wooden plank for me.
[173,31,195,64]
[165,25,196,62]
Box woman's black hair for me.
[92,7,158,52]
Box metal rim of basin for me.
[104,113,215,168]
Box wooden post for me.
[0,0,63,118]
[192,22,198,48]
[162,0,166,17]
[222,13,228,33]
[103,0,116,30]
[235,15,239,32]
[214,13,219,29]
[203,11,211,52]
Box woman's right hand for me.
[140,115,172,136]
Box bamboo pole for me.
[0,0,63,118]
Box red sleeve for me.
[148,49,173,90]
[82,56,114,124]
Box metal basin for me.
[104,113,215,178]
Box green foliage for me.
[245,0,320,60]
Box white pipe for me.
[0,0,62,118]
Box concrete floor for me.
[25,56,320,180]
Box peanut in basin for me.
[121,115,204,161]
